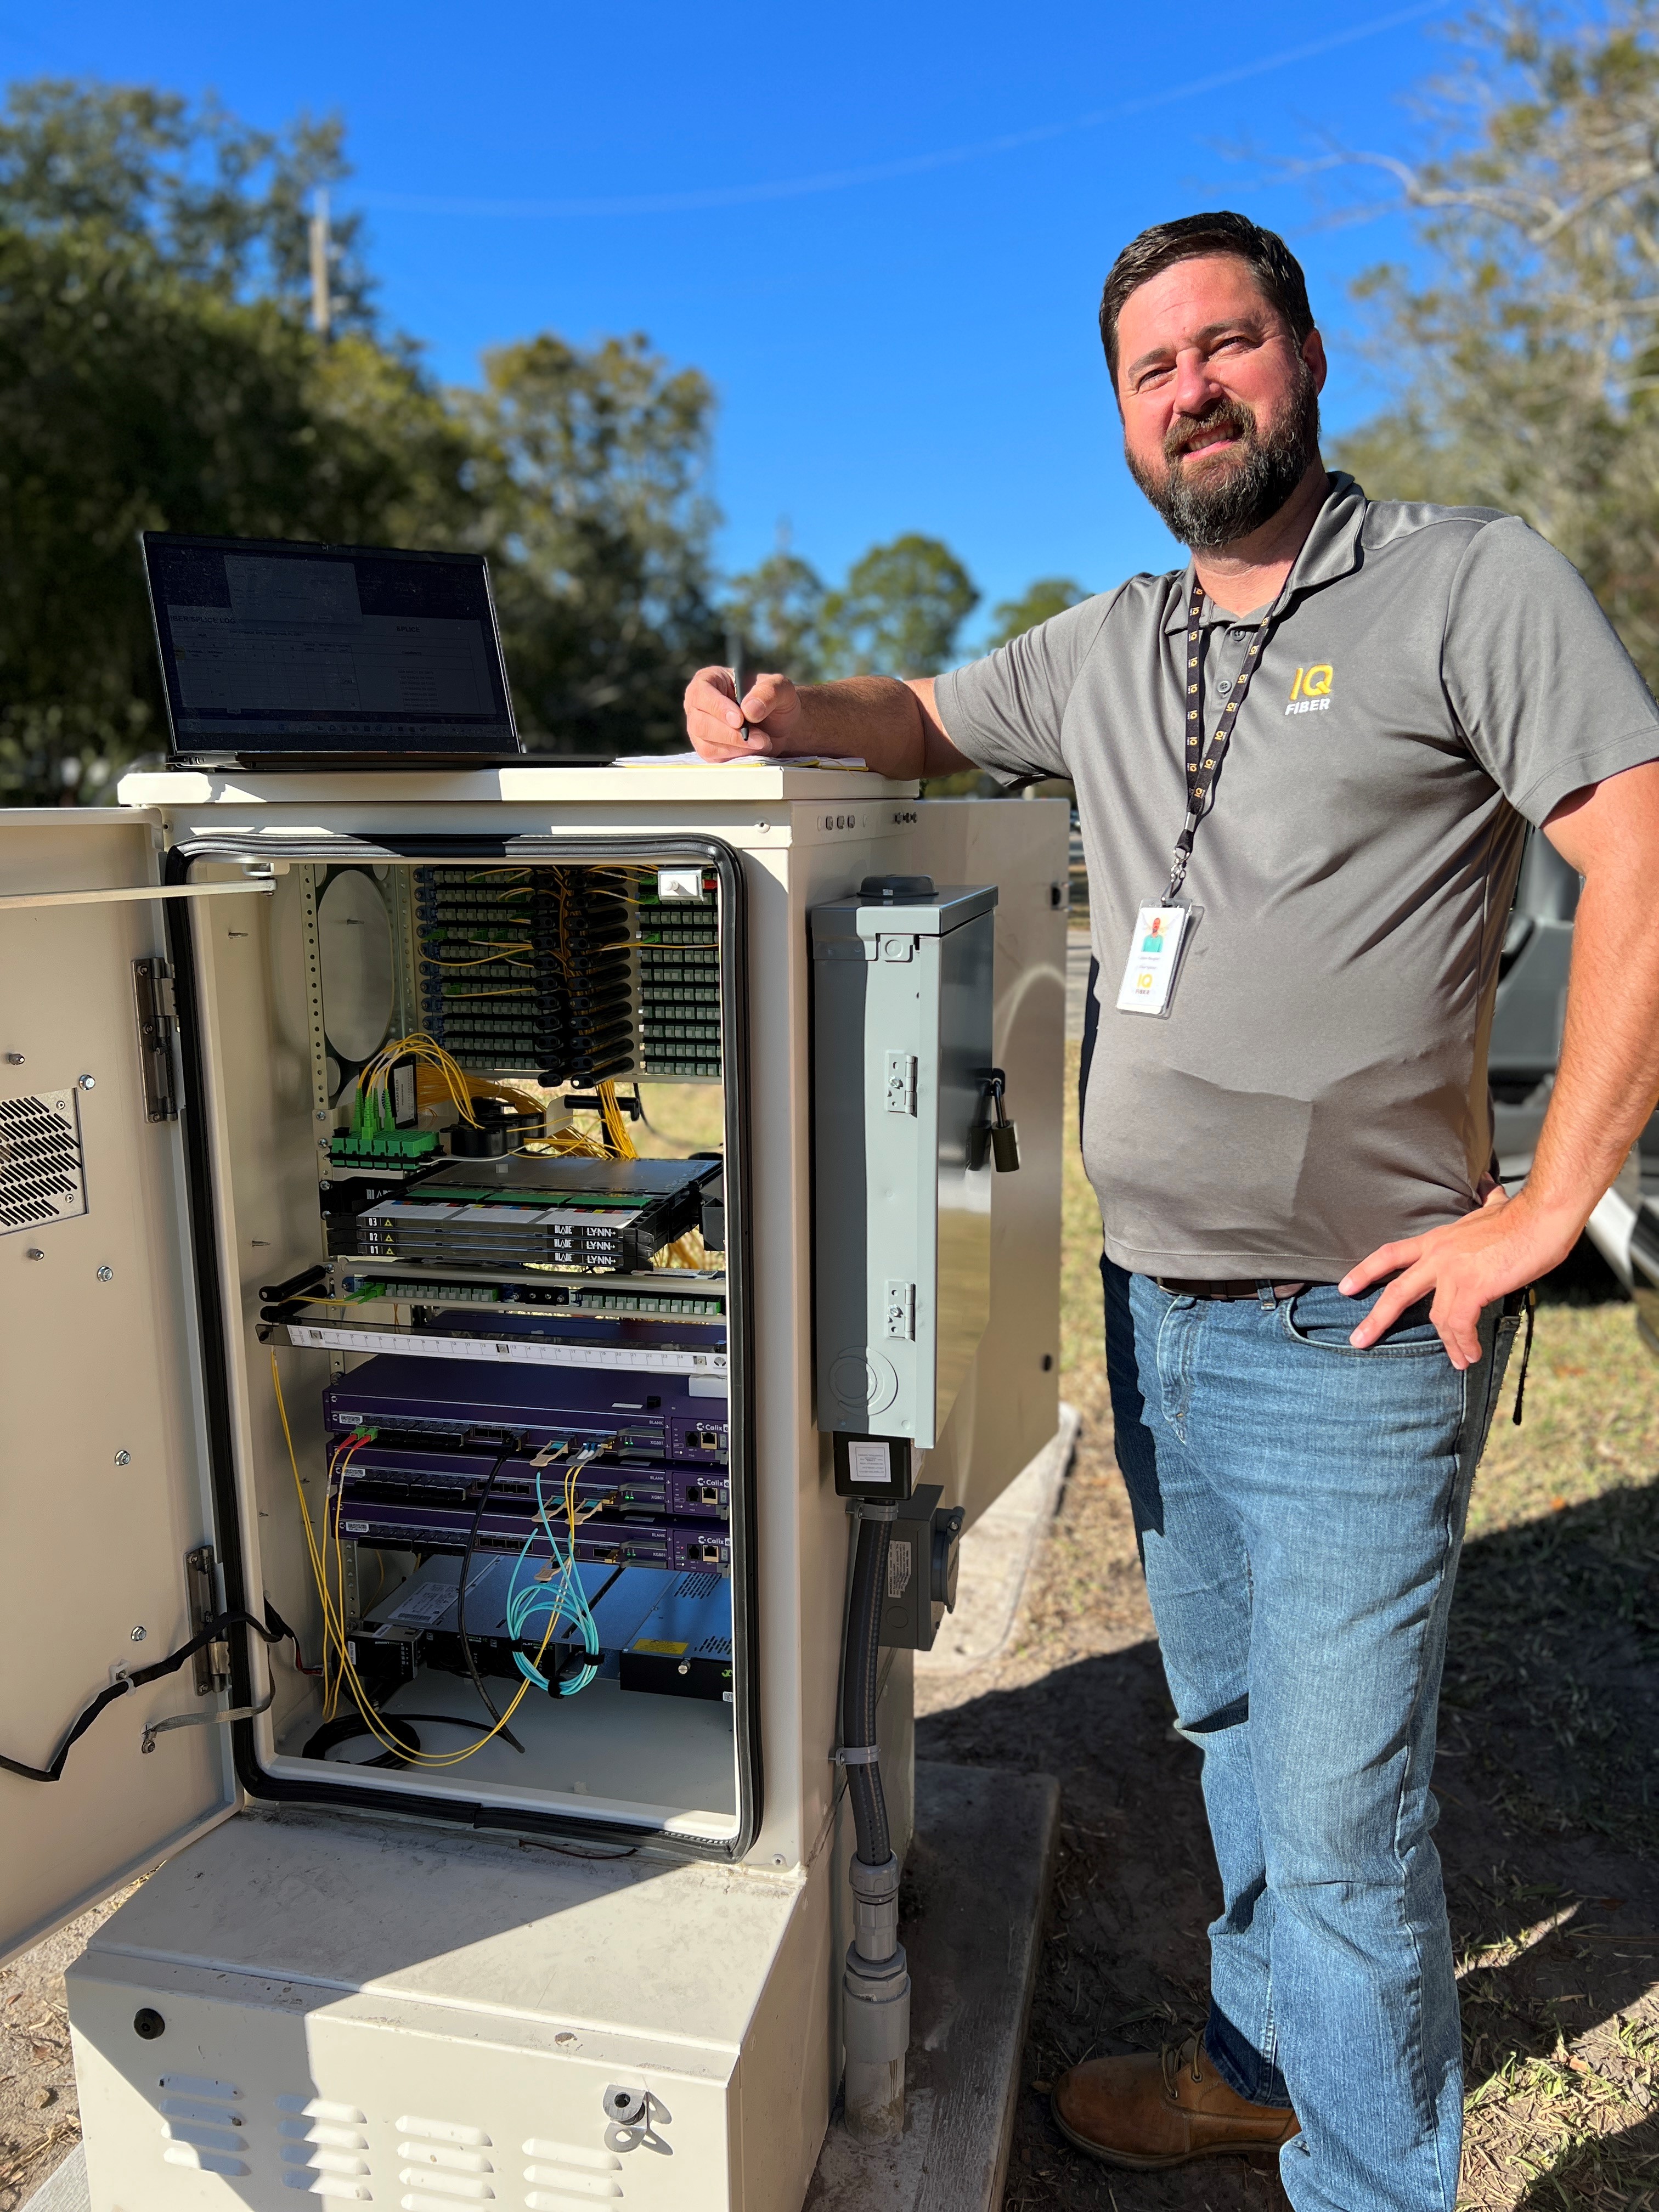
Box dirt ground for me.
[917,1042,1659,2211]
[0,1893,131,2210]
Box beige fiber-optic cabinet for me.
[0,760,1065,2212]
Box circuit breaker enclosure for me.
[811,881,996,1450]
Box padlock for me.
[987,1070,1020,1173]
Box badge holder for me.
[1115,898,1201,1019]
[1117,572,1279,1020]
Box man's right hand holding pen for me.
[681,664,973,779]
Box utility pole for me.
[308,190,332,339]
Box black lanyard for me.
[1165,576,1284,902]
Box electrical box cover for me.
[811,881,996,1449]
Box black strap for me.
[0,1603,292,1785]
[1079,952,1102,1148]
[1166,577,1283,901]
[1511,1284,1538,1425]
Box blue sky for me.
[7,2,1454,642]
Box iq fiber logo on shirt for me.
[1286,664,1334,716]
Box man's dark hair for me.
[1099,212,1314,385]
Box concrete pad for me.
[19,2144,87,2212]
[917,1405,1079,1678]
[805,1759,1060,2212]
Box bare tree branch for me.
[1318,0,1659,686]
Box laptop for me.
[140,532,536,770]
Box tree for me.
[0,80,726,798]
[462,333,724,752]
[1330,2,1659,686]
[821,533,979,676]
[720,531,985,684]
[0,79,374,327]
[722,549,831,681]
[0,231,476,804]
[986,576,1088,647]
[0,82,472,803]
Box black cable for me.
[520,1835,639,1861]
[839,1513,893,1866]
[396,1712,499,1732]
[455,1452,524,1754]
[258,1264,328,1304]
[302,1709,498,1769]
[304,1712,422,1768]
[0,1603,292,1786]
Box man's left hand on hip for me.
[1339,1184,1577,1367]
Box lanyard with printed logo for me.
[1116,574,1285,1019]
[1165,574,1284,901]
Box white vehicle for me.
[1491,827,1659,1347]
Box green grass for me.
[629,1079,725,1158]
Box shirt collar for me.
[1159,471,1368,635]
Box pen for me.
[729,664,751,743]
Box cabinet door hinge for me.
[185,1544,229,1695]
[132,957,178,1123]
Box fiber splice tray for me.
[1,761,1065,2212]
[341,1153,720,1272]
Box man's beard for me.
[1126,370,1321,551]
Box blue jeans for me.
[1104,1262,1520,2212]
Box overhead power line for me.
[356,2,1448,223]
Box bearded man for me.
[683,212,1659,2212]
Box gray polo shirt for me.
[934,472,1659,1281]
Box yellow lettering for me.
[1304,664,1333,698]
[1289,667,1304,701]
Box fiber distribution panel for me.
[414,864,636,1081]
[636,867,722,1079]
[411,862,727,1087]
[341,1155,718,1272]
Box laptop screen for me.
[141,533,522,761]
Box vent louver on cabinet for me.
[523,2132,626,2207]
[156,2074,250,2180]
[0,1090,86,1234]
[275,2090,374,2199]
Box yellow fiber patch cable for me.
[270,1352,563,1768]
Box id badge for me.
[1115,900,1196,1018]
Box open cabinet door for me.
[1,810,238,1964]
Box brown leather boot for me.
[1052,2033,1300,2169]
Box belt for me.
[1154,1277,1310,1301]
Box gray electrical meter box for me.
[811,877,997,1450]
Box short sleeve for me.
[1443,517,1659,825]
[933,591,1118,785]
